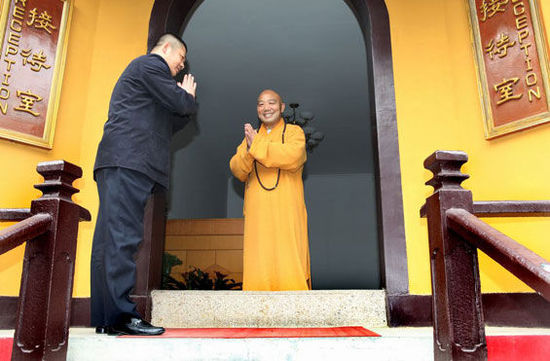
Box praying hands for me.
[244,123,257,149]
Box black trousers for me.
[90,167,157,327]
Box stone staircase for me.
[3,290,550,360]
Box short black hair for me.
[154,33,187,52]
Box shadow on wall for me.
[171,116,200,153]
[168,118,200,211]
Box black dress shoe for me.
[108,317,165,336]
[95,326,109,334]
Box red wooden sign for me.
[468,0,550,138]
[0,0,72,148]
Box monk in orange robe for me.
[230,89,311,291]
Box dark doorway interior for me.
[167,0,380,289]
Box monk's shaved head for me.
[257,89,285,127]
[258,89,283,103]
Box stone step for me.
[65,327,433,361]
[151,290,387,328]
[3,327,550,360]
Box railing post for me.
[424,151,487,361]
[12,160,90,361]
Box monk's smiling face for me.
[257,90,285,127]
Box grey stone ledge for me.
[152,290,387,328]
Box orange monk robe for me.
[230,120,311,291]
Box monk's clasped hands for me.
[244,123,257,149]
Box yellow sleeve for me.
[230,138,254,182]
[249,125,306,171]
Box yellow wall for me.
[386,0,550,294]
[1,0,549,298]
[0,0,153,297]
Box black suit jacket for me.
[94,53,197,188]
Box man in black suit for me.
[91,34,197,336]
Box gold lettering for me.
[10,19,22,32]
[513,2,525,15]
[0,87,9,100]
[520,42,531,56]
[0,86,9,115]
[528,87,541,102]
[480,0,509,22]
[485,33,516,60]
[5,45,18,57]
[4,58,15,72]
[525,72,537,86]
[12,6,25,21]
[15,0,28,6]
[21,49,51,72]
[8,32,21,47]
[494,77,522,105]
[518,28,529,44]
[27,9,57,34]
[525,57,533,71]
[15,90,42,116]
[27,8,36,26]
[516,15,528,30]
[2,73,11,86]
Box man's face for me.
[257,91,285,126]
[163,43,186,77]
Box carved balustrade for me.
[422,150,550,361]
[0,160,90,361]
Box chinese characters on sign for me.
[0,0,72,148]
[468,0,550,138]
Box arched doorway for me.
[146,0,408,301]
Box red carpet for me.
[486,335,550,361]
[0,338,11,361]
[120,326,380,338]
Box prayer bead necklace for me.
[254,122,287,191]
